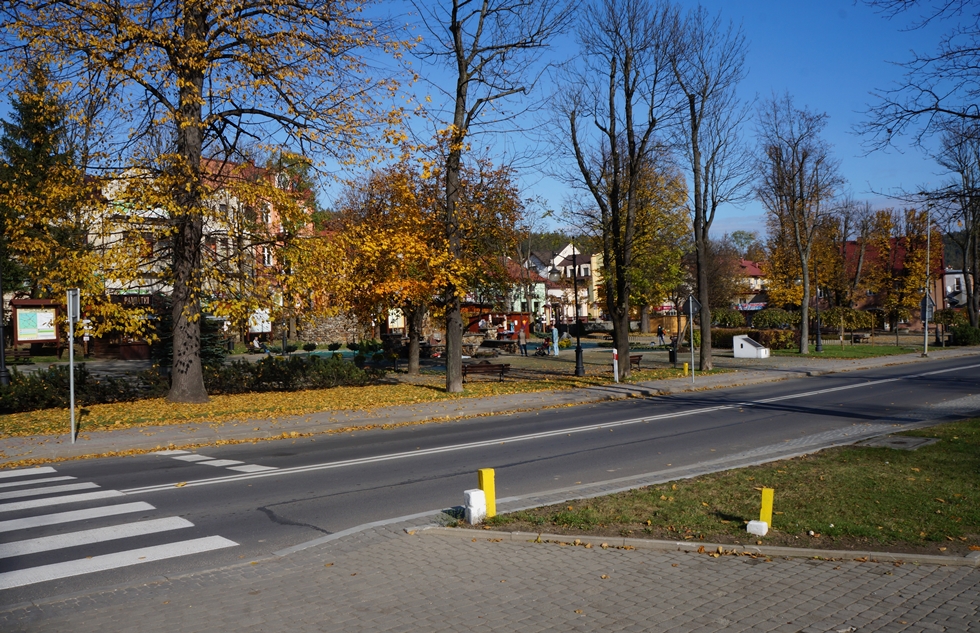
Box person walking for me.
[657,324,665,346]
[517,326,528,356]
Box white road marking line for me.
[122,361,980,495]
[0,517,194,559]
[0,535,238,590]
[152,450,189,455]
[0,502,155,534]
[0,467,57,480]
[0,490,125,513]
[199,460,244,467]
[0,476,75,490]
[226,465,278,473]
[0,482,99,501]
[171,455,214,462]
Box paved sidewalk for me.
[2,347,978,467]
[2,519,978,632]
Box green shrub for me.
[750,308,798,329]
[0,364,168,414]
[711,328,753,349]
[285,344,298,354]
[712,308,745,328]
[327,342,342,351]
[203,355,378,394]
[951,324,980,346]
[303,343,317,353]
[360,339,382,354]
[149,299,228,373]
[346,342,360,352]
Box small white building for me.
[733,334,770,359]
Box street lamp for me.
[570,248,585,376]
[814,255,823,353]
[0,271,9,386]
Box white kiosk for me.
[733,334,770,359]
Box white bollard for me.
[746,520,769,536]
[464,488,487,525]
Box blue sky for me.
[511,0,953,238]
[0,1,953,241]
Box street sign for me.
[681,296,702,314]
[67,288,80,323]
[920,293,936,322]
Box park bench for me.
[852,333,868,344]
[629,354,642,370]
[461,361,510,382]
[5,348,31,364]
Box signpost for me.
[920,292,935,357]
[681,295,701,384]
[67,289,80,444]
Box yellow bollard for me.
[683,362,688,376]
[478,468,496,518]
[760,487,774,525]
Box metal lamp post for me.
[571,248,584,376]
[0,271,9,387]
[814,256,823,352]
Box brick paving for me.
[1,520,978,632]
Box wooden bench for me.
[852,333,869,344]
[461,362,511,382]
[629,354,642,370]
[5,349,32,364]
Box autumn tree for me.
[333,161,444,375]
[3,0,408,403]
[410,0,572,393]
[332,147,524,374]
[669,4,753,370]
[0,65,151,342]
[756,95,843,354]
[557,0,674,380]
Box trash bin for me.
[668,348,677,364]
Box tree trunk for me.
[167,4,209,403]
[640,304,650,333]
[406,303,425,376]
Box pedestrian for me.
[657,324,665,346]
[518,326,528,356]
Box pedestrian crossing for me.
[0,466,237,591]
[154,448,278,473]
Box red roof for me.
[740,260,764,277]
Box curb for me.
[419,526,980,568]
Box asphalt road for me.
[2,355,979,606]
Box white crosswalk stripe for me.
[0,476,76,490]
[0,482,100,501]
[0,517,194,558]
[0,466,238,590]
[155,449,277,473]
[0,536,238,590]
[0,467,57,479]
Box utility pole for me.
[572,246,584,377]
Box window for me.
[261,206,271,225]
[581,265,590,277]
[262,247,273,267]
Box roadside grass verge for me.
[772,344,919,359]
[0,366,699,437]
[484,419,980,556]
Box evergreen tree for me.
[0,65,85,299]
